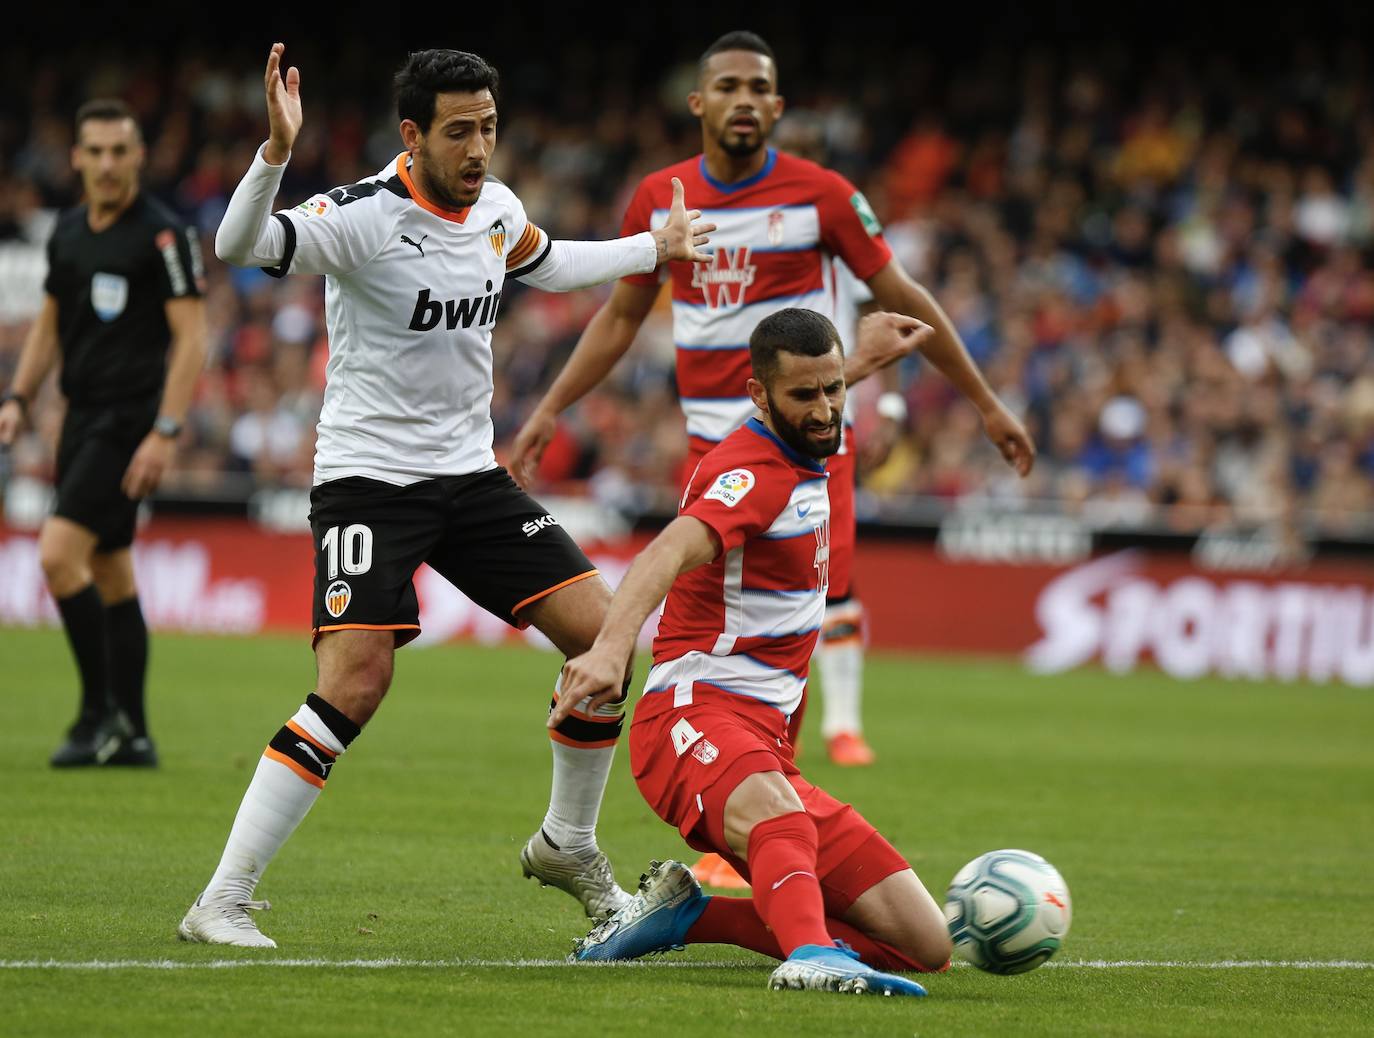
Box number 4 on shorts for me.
[670,717,705,758]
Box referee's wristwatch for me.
[153,415,183,439]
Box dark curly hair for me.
[749,308,842,384]
[394,49,500,132]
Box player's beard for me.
[717,116,764,158]
[767,394,842,460]
[416,142,482,210]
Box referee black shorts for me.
[308,468,601,646]
[54,400,157,551]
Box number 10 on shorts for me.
[320,524,374,579]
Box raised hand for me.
[262,42,302,165]
[651,177,715,264]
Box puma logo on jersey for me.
[522,514,559,537]
[401,234,427,256]
[408,284,502,331]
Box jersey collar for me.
[698,148,777,194]
[395,154,471,224]
[745,416,827,473]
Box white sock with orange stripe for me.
[200,695,358,905]
[542,681,624,854]
[817,600,865,739]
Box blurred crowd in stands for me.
[2,35,1372,537]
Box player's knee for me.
[890,908,953,972]
[722,773,806,854]
[39,547,88,597]
[914,928,954,972]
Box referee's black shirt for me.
[43,193,204,407]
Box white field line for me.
[0,958,1371,971]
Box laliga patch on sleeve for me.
[294,195,332,219]
[703,468,756,508]
[849,191,882,237]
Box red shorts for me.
[687,433,856,600]
[630,685,907,913]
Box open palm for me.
[263,43,302,163]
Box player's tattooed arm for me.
[262,42,303,166]
[650,177,715,265]
[552,516,719,726]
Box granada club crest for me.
[488,220,506,258]
[691,739,719,765]
[692,247,756,309]
[325,579,352,619]
[767,210,785,247]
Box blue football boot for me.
[571,859,709,961]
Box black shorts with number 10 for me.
[308,468,599,646]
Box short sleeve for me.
[266,189,392,279]
[817,171,893,283]
[682,457,792,557]
[503,190,551,278]
[152,224,205,300]
[618,177,661,288]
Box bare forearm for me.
[10,308,60,399]
[157,331,207,421]
[908,284,996,410]
[592,538,689,658]
[880,278,997,411]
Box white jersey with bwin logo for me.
[264,152,552,486]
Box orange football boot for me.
[826,731,876,767]
[690,852,750,890]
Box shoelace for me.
[572,855,628,911]
[226,899,273,925]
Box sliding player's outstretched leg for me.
[178,630,387,947]
[519,577,632,922]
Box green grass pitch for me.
[1,626,1371,1036]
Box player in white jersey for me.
[179,44,713,949]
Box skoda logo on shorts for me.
[325,580,352,618]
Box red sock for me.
[741,811,830,957]
[685,898,935,972]
[686,896,782,958]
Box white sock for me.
[817,601,865,740]
[541,680,620,855]
[201,702,346,904]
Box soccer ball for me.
[943,848,1072,974]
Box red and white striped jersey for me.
[645,417,832,717]
[620,149,892,446]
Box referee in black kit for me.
[0,99,206,768]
